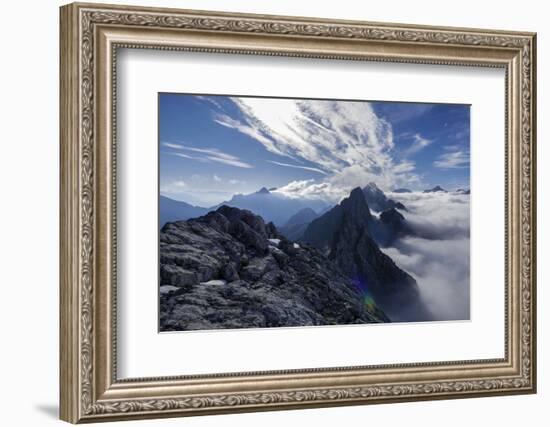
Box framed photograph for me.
[60,2,537,423]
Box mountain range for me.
[212,187,330,226]
[160,185,433,329]
[159,195,207,227]
[160,188,329,229]
[160,181,467,230]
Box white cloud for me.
[272,179,344,201]
[171,152,195,160]
[267,160,328,175]
[213,174,221,182]
[162,141,254,169]
[205,155,253,169]
[195,95,224,110]
[214,98,420,200]
[162,142,186,150]
[403,133,433,156]
[160,179,187,194]
[433,150,470,169]
[383,191,471,320]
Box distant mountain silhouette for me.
[213,187,328,226]
[393,188,412,193]
[159,195,207,228]
[423,185,447,193]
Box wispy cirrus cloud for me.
[195,95,224,110]
[403,133,433,157]
[267,160,328,175]
[162,141,253,169]
[433,150,470,169]
[213,98,420,201]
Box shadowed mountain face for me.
[159,196,207,228]
[376,207,416,247]
[302,188,374,254]
[302,188,431,322]
[159,205,388,331]
[213,187,328,226]
[279,208,319,241]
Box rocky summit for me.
[362,182,407,212]
[159,205,389,331]
[302,188,431,322]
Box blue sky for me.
[159,93,470,207]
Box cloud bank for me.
[382,192,470,320]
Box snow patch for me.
[200,279,227,286]
[268,238,281,246]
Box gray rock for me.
[160,264,198,288]
[159,205,390,331]
[240,256,277,282]
[221,263,239,281]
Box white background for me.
[0,0,546,426]
[118,50,504,377]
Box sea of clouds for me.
[382,191,470,321]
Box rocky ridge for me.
[160,205,389,331]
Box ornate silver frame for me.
[60,2,537,423]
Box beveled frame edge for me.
[59,2,537,423]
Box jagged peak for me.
[364,181,380,189]
[339,187,372,221]
[349,186,366,200]
[424,185,447,193]
[256,187,270,194]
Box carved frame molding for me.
[60,2,536,423]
